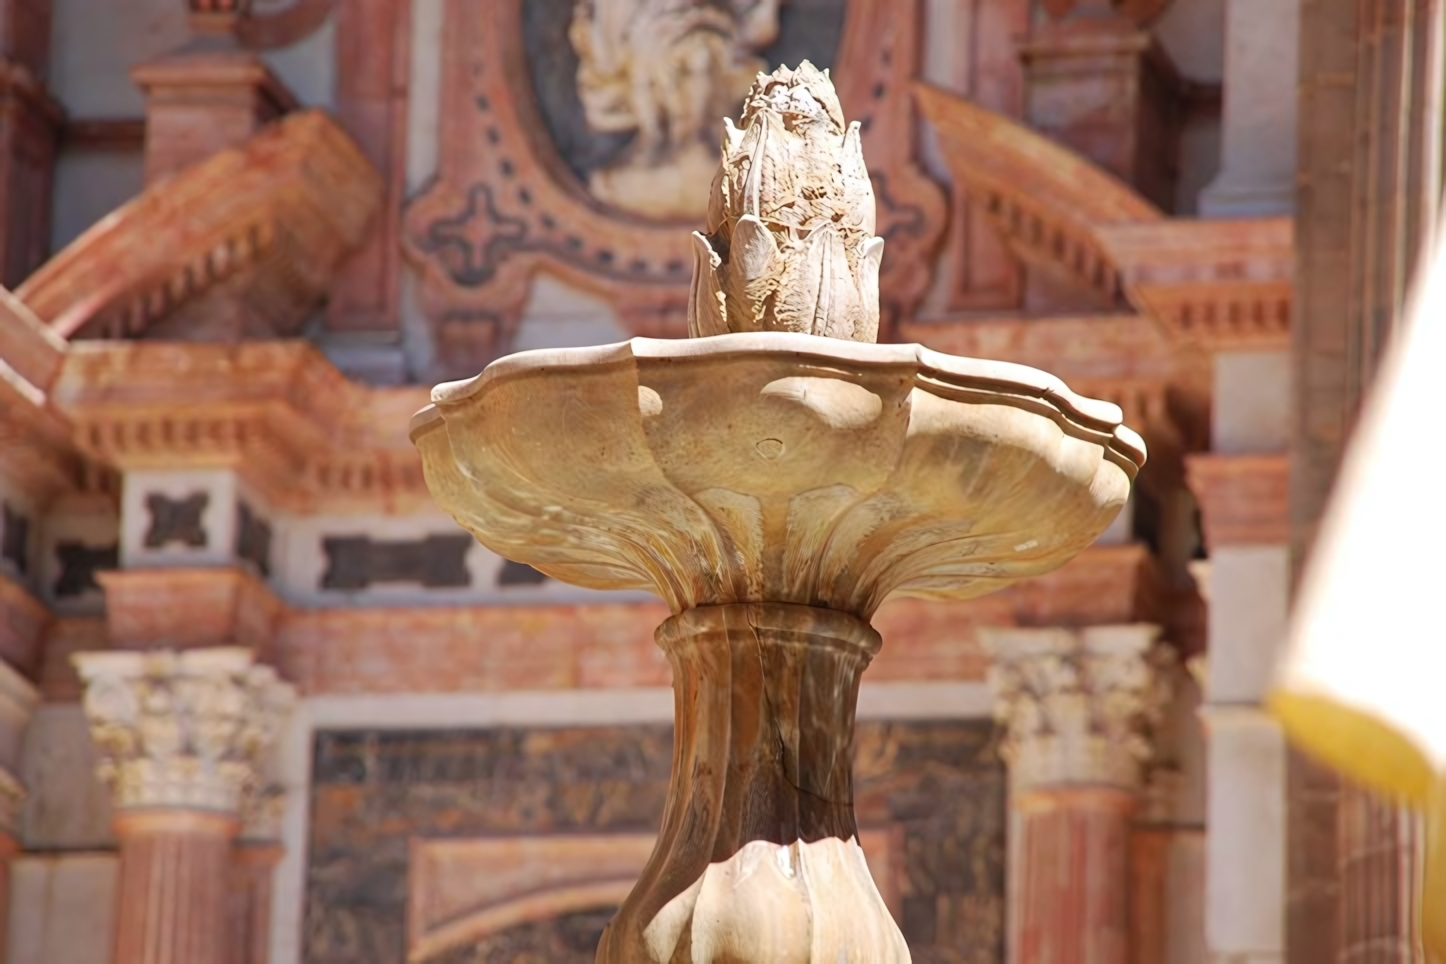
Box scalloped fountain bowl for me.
[409,332,1143,617]
[409,330,1143,964]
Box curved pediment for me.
[17,110,382,342]
[914,81,1162,304]
[914,83,1293,351]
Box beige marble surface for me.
[412,332,1144,618]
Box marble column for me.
[1198,0,1302,217]
[73,648,294,964]
[983,625,1173,964]
[1293,1,1445,960]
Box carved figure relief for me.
[403,0,945,378]
[568,0,781,220]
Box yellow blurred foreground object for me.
[1268,230,1446,954]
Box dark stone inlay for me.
[237,502,273,577]
[2,503,28,575]
[431,907,615,964]
[497,559,549,587]
[303,720,1005,962]
[143,491,209,549]
[54,542,119,598]
[320,534,473,591]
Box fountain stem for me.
[596,603,910,963]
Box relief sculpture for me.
[569,0,781,220]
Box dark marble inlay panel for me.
[429,908,613,964]
[143,491,209,549]
[2,503,29,574]
[319,534,473,591]
[53,542,119,598]
[237,501,272,576]
[304,720,1005,964]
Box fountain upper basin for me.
[409,331,1145,618]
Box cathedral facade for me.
[0,0,1430,962]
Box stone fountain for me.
[410,62,1145,964]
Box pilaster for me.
[131,2,297,186]
[1186,443,1290,964]
[984,624,1173,964]
[1021,2,1186,212]
[73,647,294,964]
[1198,0,1301,216]
[0,0,62,288]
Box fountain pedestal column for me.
[984,626,1172,964]
[598,603,908,963]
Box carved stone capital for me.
[982,625,1173,792]
[73,647,295,814]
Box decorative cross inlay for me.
[143,492,210,550]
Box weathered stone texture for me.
[304,720,1005,963]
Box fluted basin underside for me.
[409,332,1146,619]
[595,603,908,964]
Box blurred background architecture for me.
[0,0,1435,961]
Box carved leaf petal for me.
[856,237,885,344]
[841,121,876,238]
[774,225,864,339]
[688,233,728,338]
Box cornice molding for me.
[915,84,1294,352]
[1095,219,1294,351]
[16,110,381,342]
[52,341,430,512]
[915,82,1160,305]
[1184,452,1289,549]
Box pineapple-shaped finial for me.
[688,61,884,343]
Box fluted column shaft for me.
[230,841,283,964]
[1012,787,1138,964]
[112,810,239,964]
[1338,789,1424,964]
[985,625,1172,964]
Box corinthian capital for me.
[981,625,1174,792]
[73,647,294,814]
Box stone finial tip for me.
[688,62,883,343]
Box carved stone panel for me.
[319,534,473,590]
[304,721,1004,962]
[403,0,945,377]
